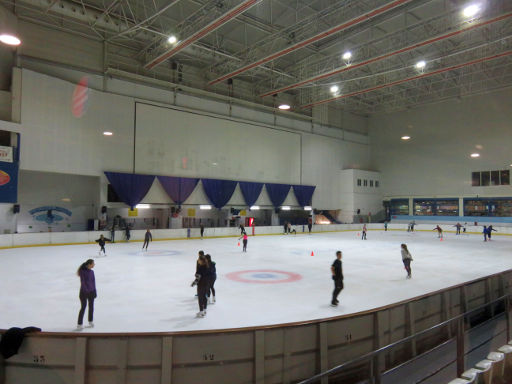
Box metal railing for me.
[298,294,510,384]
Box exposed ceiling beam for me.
[260,12,512,98]
[301,50,512,109]
[208,0,415,86]
[144,0,261,70]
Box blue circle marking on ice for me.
[252,273,275,279]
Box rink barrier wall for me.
[0,223,510,249]
[0,270,511,384]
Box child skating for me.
[95,234,111,257]
[433,225,443,239]
[239,231,248,252]
[142,229,152,251]
[401,244,413,279]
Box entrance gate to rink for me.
[1,270,511,384]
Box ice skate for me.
[330,302,338,307]
[75,324,83,331]
[87,322,94,328]
[212,296,216,303]
[196,311,204,318]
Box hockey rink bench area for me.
[1,224,512,383]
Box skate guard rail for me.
[297,294,510,384]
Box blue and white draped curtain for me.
[104,172,155,209]
[157,176,199,206]
[201,178,238,209]
[239,181,264,208]
[265,183,291,208]
[292,185,316,207]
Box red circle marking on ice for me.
[0,170,10,186]
[226,269,302,284]
[72,77,89,118]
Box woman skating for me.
[195,253,211,317]
[76,259,97,330]
[206,254,216,304]
[401,244,413,279]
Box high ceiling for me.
[4,0,512,116]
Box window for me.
[414,199,435,216]
[370,180,373,187]
[390,199,409,215]
[364,180,368,186]
[375,181,379,188]
[481,171,490,186]
[464,199,488,216]
[357,179,361,186]
[491,171,500,186]
[501,170,510,185]
[472,172,481,186]
[435,199,459,216]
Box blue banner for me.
[0,161,18,203]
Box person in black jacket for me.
[142,229,152,251]
[330,251,344,307]
[195,252,210,317]
[95,234,111,257]
[206,254,216,304]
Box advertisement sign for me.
[0,146,13,163]
[0,161,18,203]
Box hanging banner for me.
[0,161,18,203]
[0,146,13,163]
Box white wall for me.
[369,88,512,199]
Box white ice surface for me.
[0,230,510,333]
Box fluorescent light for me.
[330,85,339,94]
[281,206,291,210]
[415,60,426,69]
[278,104,290,110]
[0,34,21,46]
[200,205,212,210]
[103,131,113,136]
[463,4,480,18]
[342,51,352,60]
[136,204,150,209]
[401,136,411,140]
[250,205,260,210]
[167,35,177,44]
[61,198,71,202]
[470,153,480,158]
[304,206,312,211]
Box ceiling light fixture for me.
[278,104,290,110]
[463,4,480,18]
[250,205,260,210]
[136,204,151,209]
[342,51,352,60]
[167,35,177,44]
[103,131,113,136]
[200,205,212,210]
[0,34,20,46]
[401,136,411,140]
[415,60,426,69]
[330,85,339,94]
[470,153,480,158]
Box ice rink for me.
[0,229,510,333]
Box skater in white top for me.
[401,244,413,279]
[361,224,367,240]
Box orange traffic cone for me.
[310,251,314,256]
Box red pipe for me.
[301,50,512,109]
[208,0,414,86]
[260,13,512,98]
[145,0,259,70]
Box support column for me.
[117,339,128,384]
[319,323,328,384]
[254,331,265,384]
[74,337,87,384]
[161,337,173,384]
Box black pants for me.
[99,245,105,253]
[143,240,150,249]
[403,259,411,276]
[362,231,366,240]
[78,292,95,325]
[209,275,217,297]
[243,239,247,251]
[111,232,115,243]
[200,229,204,237]
[197,281,209,311]
[332,279,343,304]
[308,224,312,233]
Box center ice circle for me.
[226,269,302,284]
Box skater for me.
[463,222,467,233]
[239,224,245,235]
[125,225,131,242]
[410,221,416,232]
[195,253,210,317]
[361,224,367,240]
[283,221,288,235]
[330,251,344,307]
[483,225,488,242]
[401,244,413,279]
[110,224,116,243]
[205,254,216,304]
[307,216,313,233]
[239,231,248,252]
[454,222,462,235]
[384,221,388,231]
[433,225,443,239]
[95,234,111,257]
[142,229,152,250]
[488,225,497,240]
[287,222,292,234]
[76,259,96,330]
[200,222,205,239]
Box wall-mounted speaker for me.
[13,204,20,213]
